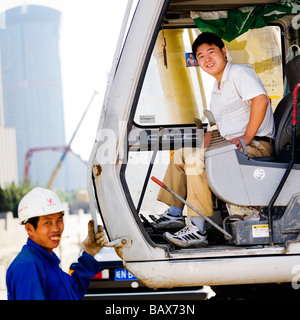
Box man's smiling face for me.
[25,212,64,254]
[195,43,227,81]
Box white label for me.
[253,168,265,180]
[252,224,269,238]
[139,115,155,123]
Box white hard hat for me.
[18,187,64,224]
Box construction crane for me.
[24,91,97,186]
[24,146,88,185]
[24,146,69,184]
[46,91,98,189]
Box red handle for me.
[151,176,164,188]
[292,83,300,126]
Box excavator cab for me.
[88,0,300,290]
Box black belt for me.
[254,136,274,144]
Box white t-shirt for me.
[207,62,275,140]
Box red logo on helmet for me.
[46,198,56,206]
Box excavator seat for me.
[255,55,300,163]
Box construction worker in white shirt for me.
[153,32,275,248]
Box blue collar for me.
[26,238,60,265]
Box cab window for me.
[134,25,283,127]
[127,25,284,216]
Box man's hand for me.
[229,134,252,150]
[80,220,108,256]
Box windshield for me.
[134,25,283,127]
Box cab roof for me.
[168,0,279,11]
[165,0,282,27]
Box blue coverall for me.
[6,238,103,300]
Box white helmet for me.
[18,187,64,224]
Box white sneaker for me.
[151,209,185,231]
[164,218,208,248]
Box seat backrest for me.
[273,56,300,160]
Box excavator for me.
[87,0,300,298]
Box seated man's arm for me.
[229,94,268,149]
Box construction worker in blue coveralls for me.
[6,187,107,300]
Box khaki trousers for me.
[157,139,274,217]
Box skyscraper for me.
[0,5,67,189]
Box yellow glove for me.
[80,220,107,256]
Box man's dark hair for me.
[192,32,225,59]
[26,216,40,229]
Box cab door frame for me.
[89,0,300,288]
[89,0,170,262]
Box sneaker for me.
[163,218,208,248]
[151,209,185,231]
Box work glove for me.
[80,220,108,256]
